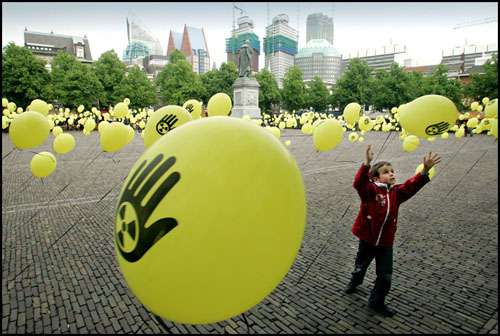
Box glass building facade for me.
[295,39,342,86]
[123,12,163,64]
[306,13,334,45]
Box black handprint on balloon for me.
[116,154,180,262]
[156,114,179,135]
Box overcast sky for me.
[2,2,498,69]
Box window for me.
[76,46,84,58]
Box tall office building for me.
[123,12,163,64]
[263,14,298,89]
[306,13,333,45]
[225,16,260,73]
[295,39,342,87]
[167,25,211,75]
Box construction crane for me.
[232,3,250,63]
[453,16,497,29]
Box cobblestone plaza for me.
[2,127,498,334]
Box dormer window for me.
[76,45,84,58]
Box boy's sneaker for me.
[344,282,357,294]
[368,302,395,317]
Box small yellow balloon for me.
[471,102,479,111]
[30,99,49,116]
[84,118,96,132]
[124,98,131,105]
[285,140,291,146]
[455,128,465,138]
[77,105,85,113]
[113,102,129,119]
[398,95,457,138]
[267,126,280,139]
[466,118,478,128]
[482,97,490,105]
[358,137,364,143]
[484,98,498,118]
[402,135,419,152]
[30,152,57,178]
[52,126,63,137]
[7,102,16,112]
[441,132,449,139]
[182,99,202,120]
[313,119,343,151]
[53,133,75,154]
[279,121,285,130]
[207,93,232,116]
[9,111,50,149]
[415,163,435,179]
[343,102,362,125]
[143,106,193,149]
[348,132,359,142]
[427,136,436,142]
[2,98,8,107]
[358,116,374,132]
[477,105,483,112]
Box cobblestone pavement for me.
[2,125,498,334]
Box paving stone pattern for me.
[2,128,498,334]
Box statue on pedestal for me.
[238,39,252,77]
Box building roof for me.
[24,30,93,61]
[296,39,341,58]
[462,64,486,75]
[186,26,208,53]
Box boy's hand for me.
[365,145,374,166]
[422,152,442,173]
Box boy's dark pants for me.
[349,239,393,305]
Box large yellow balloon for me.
[484,98,498,118]
[114,117,306,324]
[313,119,343,151]
[182,99,202,120]
[415,163,435,179]
[490,119,498,139]
[113,102,129,119]
[398,95,457,138]
[343,102,362,125]
[207,93,232,116]
[53,133,75,154]
[100,122,132,152]
[143,105,193,149]
[30,99,49,116]
[402,135,419,152]
[9,111,50,149]
[30,152,57,178]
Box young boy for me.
[345,144,441,317]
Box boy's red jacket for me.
[352,164,430,247]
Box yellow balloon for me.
[466,117,478,128]
[441,132,449,139]
[2,98,8,107]
[30,152,57,178]
[358,116,374,131]
[398,95,457,138]
[30,99,49,116]
[348,132,359,142]
[207,93,232,116]
[182,99,202,120]
[477,105,483,112]
[415,163,435,179]
[313,119,343,151]
[471,101,479,111]
[7,102,16,112]
[114,117,305,324]
[84,118,96,132]
[391,107,398,114]
[267,126,280,139]
[482,97,490,105]
[100,122,132,152]
[242,114,251,121]
[301,123,312,134]
[98,120,109,134]
[427,136,436,142]
[343,102,362,125]
[143,106,193,149]
[358,137,364,143]
[124,98,131,105]
[9,111,50,149]
[279,121,285,130]
[113,102,129,119]
[285,140,291,146]
[490,118,498,139]
[382,123,391,132]
[139,120,146,129]
[455,127,465,138]
[53,133,75,154]
[77,105,85,113]
[484,98,498,118]
[375,115,385,124]
[52,126,63,137]
[402,135,419,152]
[126,125,135,144]
[480,118,492,130]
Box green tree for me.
[404,70,426,102]
[51,52,103,109]
[331,58,374,111]
[92,49,126,107]
[306,76,330,112]
[281,65,307,112]
[2,42,52,108]
[465,53,498,101]
[372,63,417,110]
[422,64,464,109]
[254,68,281,114]
[200,62,238,104]
[156,50,206,105]
[114,65,159,110]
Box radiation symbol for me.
[156,114,178,135]
[425,121,450,136]
[116,201,139,253]
[185,104,194,113]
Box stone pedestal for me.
[231,77,261,119]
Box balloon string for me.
[2,147,15,160]
[296,204,351,286]
[445,149,488,198]
[431,136,469,181]
[373,130,393,163]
